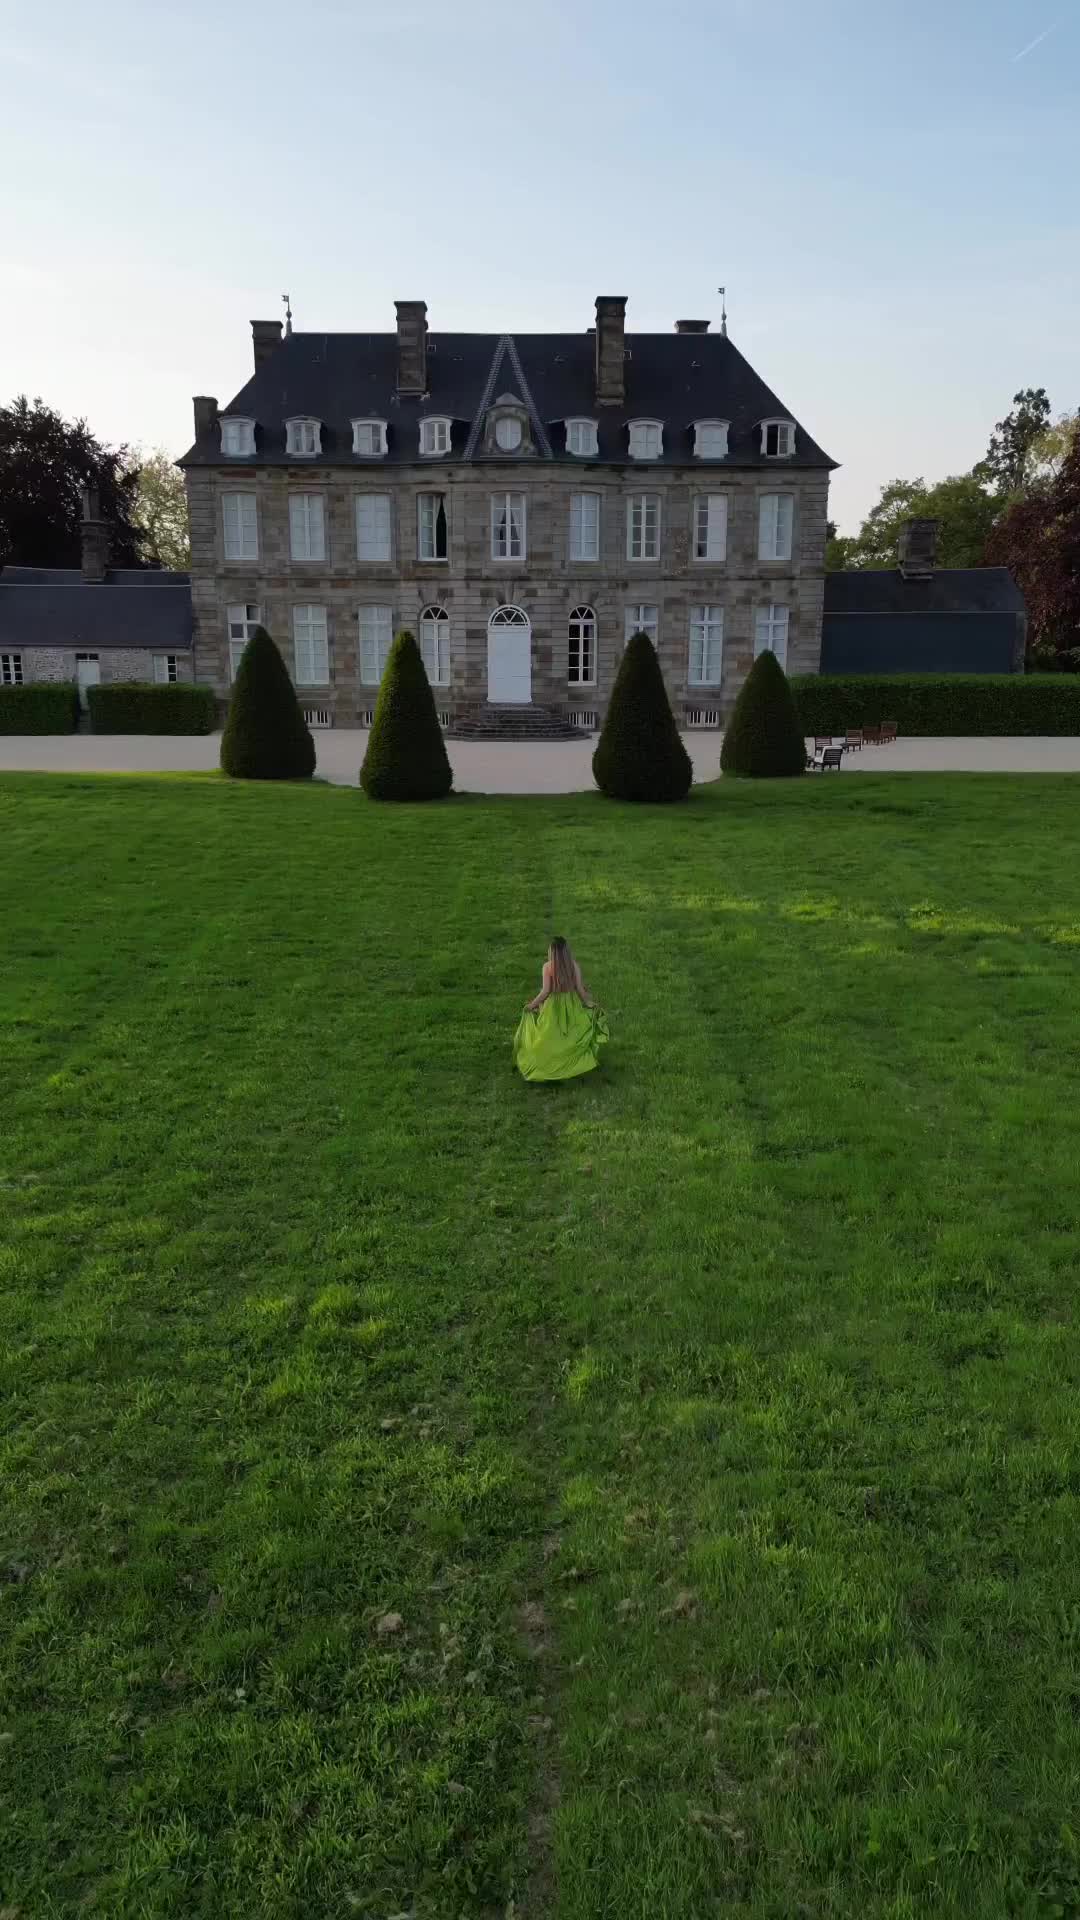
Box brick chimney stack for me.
[898,518,939,577]
[250,318,283,370]
[192,395,218,441]
[594,296,627,406]
[395,300,429,395]
[675,318,710,333]
[80,485,109,583]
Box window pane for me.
[357,493,391,561]
[359,605,393,683]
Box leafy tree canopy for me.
[127,448,191,570]
[0,395,146,569]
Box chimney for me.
[80,484,109,583]
[675,319,710,334]
[395,300,428,395]
[898,517,939,578]
[193,394,218,441]
[250,318,283,369]
[594,295,627,406]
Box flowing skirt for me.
[512,992,609,1083]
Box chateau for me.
[179,296,836,733]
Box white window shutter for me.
[777,494,793,558]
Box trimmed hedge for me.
[720,649,806,778]
[593,631,693,803]
[360,629,453,801]
[220,627,316,780]
[88,682,218,734]
[0,682,79,734]
[791,674,1080,737]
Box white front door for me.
[76,656,100,710]
[487,608,531,704]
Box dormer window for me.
[566,418,598,458]
[483,396,531,457]
[352,418,388,457]
[420,416,452,456]
[286,417,321,457]
[761,419,796,458]
[693,420,729,460]
[220,417,255,458]
[628,419,663,461]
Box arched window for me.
[489,604,529,627]
[419,605,450,687]
[568,605,596,686]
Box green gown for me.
[512,992,609,1083]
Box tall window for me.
[359,605,394,683]
[352,419,387,457]
[759,493,794,561]
[153,654,179,684]
[420,417,452,456]
[568,606,596,685]
[762,420,795,458]
[418,492,448,561]
[627,493,660,562]
[286,417,321,457]
[293,606,329,684]
[694,495,728,562]
[227,604,261,680]
[569,492,600,562]
[694,420,729,459]
[356,493,392,562]
[628,420,663,460]
[223,493,258,561]
[755,604,789,670]
[221,417,255,457]
[491,492,526,561]
[0,653,23,686]
[419,606,450,686]
[566,418,598,457]
[689,606,724,685]
[289,494,325,562]
[624,604,658,646]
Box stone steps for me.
[447,705,589,742]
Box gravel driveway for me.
[2,732,1080,792]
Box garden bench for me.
[807,744,845,773]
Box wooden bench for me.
[844,729,864,751]
[880,720,898,743]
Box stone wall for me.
[15,649,193,684]
[186,462,830,725]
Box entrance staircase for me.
[447,704,590,742]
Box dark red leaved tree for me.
[987,436,1080,669]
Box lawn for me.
[2,771,1080,1920]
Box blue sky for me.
[1,0,1077,528]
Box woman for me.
[512,936,609,1083]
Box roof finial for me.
[282,291,293,337]
[717,286,728,338]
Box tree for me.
[987,435,1080,670]
[825,519,857,571]
[976,387,1052,496]
[0,394,145,569]
[128,448,190,569]
[592,631,692,803]
[220,626,316,779]
[360,630,453,801]
[840,473,1001,570]
[720,648,806,779]
[1028,409,1080,486]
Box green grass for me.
[3,772,1080,1920]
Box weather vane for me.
[282,291,293,336]
[717,286,728,338]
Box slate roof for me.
[180,330,836,470]
[824,568,1024,615]
[0,567,193,651]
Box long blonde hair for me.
[548,935,585,997]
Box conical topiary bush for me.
[219,626,316,781]
[592,631,693,803]
[720,648,806,778]
[360,629,453,801]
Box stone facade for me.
[186,462,829,726]
[12,648,193,685]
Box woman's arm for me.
[526,961,552,1013]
